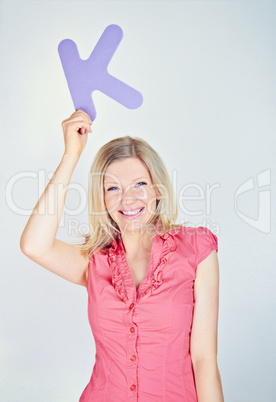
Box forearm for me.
[20,152,80,255]
[193,358,224,402]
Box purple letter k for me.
[58,24,143,121]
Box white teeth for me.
[121,208,142,216]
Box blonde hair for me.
[73,136,188,258]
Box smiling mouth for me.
[119,207,144,216]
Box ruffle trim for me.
[107,237,129,303]
[107,227,180,303]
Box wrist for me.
[62,151,81,161]
[62,152,81,167]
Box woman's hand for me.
[61,109,92,157]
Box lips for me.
[120,207,143,216]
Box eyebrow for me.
[103,176,149,185]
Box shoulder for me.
[193,226,218,264]
[170,225,218,266]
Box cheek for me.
[145,190,158,211]
[137,186,155,199]
[105,193,121,211]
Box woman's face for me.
[103,157,159,235]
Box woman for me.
[20,109,224,401]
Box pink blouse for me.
[80,225,218,401]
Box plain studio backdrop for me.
[1,0,275,401]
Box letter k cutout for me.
[58,24,143,121]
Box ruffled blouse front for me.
[80,226,218,402]
[107,228,179,304]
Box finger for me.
[73,109,93,124]
[79,124,92,135]
[63,116,92,126]
[63,118,92,131]
[65,121,92,133]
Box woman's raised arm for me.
[19,110,92,286]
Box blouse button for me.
[129,303,134,309]
[130,327,135,333]
[130,355,136,362]
[130,384,136,391]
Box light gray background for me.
[1,0,275,401]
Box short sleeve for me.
[195,226,218,266]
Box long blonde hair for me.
[73,136,188,258]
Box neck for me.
[120,224,157,255]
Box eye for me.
[136,182,147,187]
[107,186,119,191]
[106,182,147,191]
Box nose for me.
[121,186,138,209]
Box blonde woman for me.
[20,110,224,401]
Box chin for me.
[119,221,144,233]
[119,218,156,236]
